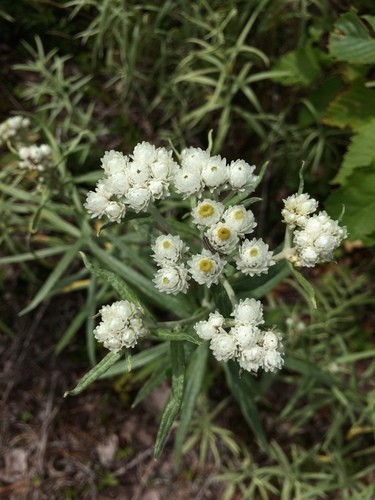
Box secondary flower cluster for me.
[194,298,284,373]
[18,144,52,172]
[282,193,347,267]
[93,300,148,353]
[0,116,30,146]
[85,142,260,224]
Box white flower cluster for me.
[93,300,148,352]
[85,142,178,223]
[17,144,52,172]
[85,143,260,224]
[194,298,284,373]
[282,193,347,267]
[174,147,259,198]
[0,116,30,146]
[151,200,275,294]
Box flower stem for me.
[221,277,237,308]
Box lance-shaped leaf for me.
[154,328,202,345]
[64,351,122,397]
[154,342,185,459]
[288,262,317,309]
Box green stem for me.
[154,307,212,329]
[221,277,237,308]
[149,204,173,233]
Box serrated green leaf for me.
[329,12,375,64]
[326,167,375,245]
[323,83,375,132]
[224,362,269,452]
[272,46,321,86]
[154,328,202,345]
[174,343,208,468]
[289,262,317,309]
[154,342,185,459]
[64,351,122,397]
[332,120,375,185]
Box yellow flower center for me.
[233,209,244,221]
[248,247,259,258]
[162,277,170,284]
[198,259,213,273]
[217,227,231,240]
[198,203,215,218]
[162,240,172,249]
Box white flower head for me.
[93,300,148,352]
[223,206,257,236]
[148,179,169,200]
[151,147,178,181]
[180,147,209,171]
[262,330,281,350]
[235,238,275,276]
[201,155,228,190]
[152,234,188,266]
[262,349,284,372]
[104,200,126,223]
[194,311,225,341]
[238,345,263,373]
[228,159,258,192]
[173,166,204,198]
[230,324,261,350]
[84,180,112,219]
[104,171,130,196]
[191,199,225,228]
[125,186,151,212]
[132,141,157,165]
[153,265,189,295]
[210,332,237,362]
[128,159,151,185]
[187,250,226,287]
[282,193,318,228]
[205,222,239,255]
[101,150,129,176]
[231,298,264,326]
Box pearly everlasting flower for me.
[231,298,264,326]
[104,201,127,223]
[101,150,128,176]
[210,332,237,362]
[132,141,157,165]
[148,179,169,200]
[201,155,228,190]
[0,115,30,145]
[282,193,318,228]
[191,199,225,228]
[125,186,151,212]
[187,250,226,287]
[173,166,204,198]
[128,159,151,185]
[180,147,209,171]
[153,265,189,295]
[223,206,257,236]
[293,211,347,267]
[262,349,284,372]
[84,180,113,219]
[152,234,188,266]
[205,222,239,255]
[103,171,130,196]
[228,159,258,192]
[18,144,52,171]
[230,324,261,350]
[238,345,264,373]
[194,312,225,341]
[93,300,148,352]
[235,238,275,276]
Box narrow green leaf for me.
[174,343,208,468]
[154,328,202,345]
[100,343,169,378]
[64,351,122,397]
[19,239,83,315]
[80,252,143,307]
[154,342,185,459]
[132,365,169,408]
[235,261,290,299]
[288,262,317,309]
[224,362,269,452]
[284,356,336,385]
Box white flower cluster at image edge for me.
[93,300,148,353]
[282,193,347,267]
[194,298,284,373]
